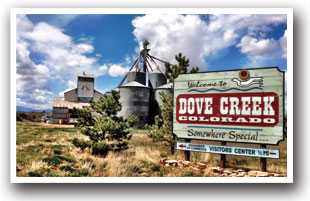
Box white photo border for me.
[10,7,293,183]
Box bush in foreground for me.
[72,90,138,156]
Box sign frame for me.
[172,67,285,146]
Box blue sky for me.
[16,14,287,110]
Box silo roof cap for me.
[120,81,148,88]
[150,68,162,73]
[157,82,173,89]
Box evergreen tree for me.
[145,92,175,154]
[165,53,199,82]
[72,90,138,156]
[146,53,199,155]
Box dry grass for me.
[16,121,287,177]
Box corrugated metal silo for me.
[105,87,119,96]
[127,69,146,85]
[148,69,167,123]
[149,69,167,89]
[149,69,167,124]
[118,81,150,129]
[155,82,173,116]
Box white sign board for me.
[173,68,285,145]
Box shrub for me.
[69,170,89,177]
[42,156,62,166]
[60,165,74,172]
[53,149,62,155]
[42,155,76,166]
[28,171,43,177]
[151,164,161,172]
[72,90,138,156]
[46,172,59,177]
[57,155,76,163]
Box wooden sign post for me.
[220,142,226,168]
[173,68,284,172]
[260,144,267,171]
[184,139,191,161]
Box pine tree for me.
[72,90,138,156]
[165,53,199,82]
[146,53,199,155]
[145,92,175,154]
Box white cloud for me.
[125,55,131,64]
[50,14,79,27]
[20,20,98,78]
[58,80,77,97]
[68,80,76,88]
[98,64,108,76]
[58,90,67,97]
[16,19,53,110]
[237,36,279,56]
[236,29,287,67]
[24,22,72,47]
[79,35,95,44]
[132,14,287,71]
[16,14,100,109]
[108,64,130,77]
[280,30,287,58]
[58,89,68,97]
[76,43,94,54]
[132,14,209,71]
[223,29,239,43]
[23,23,97,77]
[16,14,33,33]
[15,14,287,109]
[18,15,99,80]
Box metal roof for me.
[64,88,76,94]
[150,68,162,73]
[63,88,103,95]
[53,97,90,109]
[156,82,173,89]
[120,81,148,88]
[94,89,104,95]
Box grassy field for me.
[16,121,287,177]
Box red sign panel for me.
[176,92,279,127]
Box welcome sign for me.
[173,68,284,145]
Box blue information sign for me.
[176,141,280,159]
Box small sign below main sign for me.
[173,68,284,145]
[176,142,280,159]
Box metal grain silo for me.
[104,87,119,96]
[149,69,167,89]
[118,81,150,129]
[148,69,167,123]
[155,83,173,116]
[127,69,146,85]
